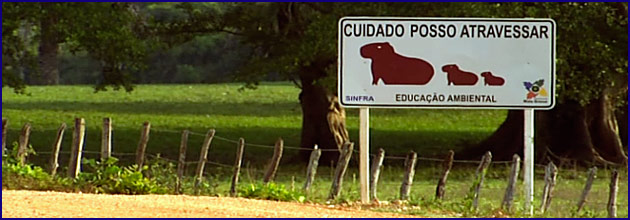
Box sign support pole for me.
[359,107,370,203]
[524,109,535,215]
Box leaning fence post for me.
[328,142,354,200]
[471,151,492,210]
[194,129,215,193]
[303,145,322,192]
[175,130,189,194]
[576,166,597,212]
[68,118,86,179]
[399,150,418,200]
[502,154,521,211]
[370,148,385,201]
[50,123,66,176]
[101,117,112,161]
[135,121,151,169]
[607,169,619,218]
[263,138,284,183]
[229,138,246,196]
[436,150,454,200]
[540,161,558,213]
[18,123,32,165]
[2,118,7,156]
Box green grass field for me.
[2,83,627,217]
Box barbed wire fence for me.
[2,118,627,215]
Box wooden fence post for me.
[471,151,492,210]
[2,118,7,156]
[263,138,284,183]
[101,117,112,161]
[230,138,246,196]
[607,169,619,218]
[194,129,215,192]
[328,142,354,200]
[370,148,385,201]
[50,123,66,176]
[68,118,86,178]
[540,161,558,213]
[17,123,32,165]
[576,166,597,212]
[501,154,521,211]
[436,150,454,200]
[135,121,151,169]
[303,145,321,192]
[175,130,189,194]
[399,150,418,200]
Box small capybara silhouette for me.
[441,64,479,86]
[480,71,505,86]
[360,42,434,85]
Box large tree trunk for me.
[584,94,627,164]
[34,4,60,85]
[297,65,349,165]
[460,93,628,166]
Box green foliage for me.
[457,2,628,106]
[137,32,251,84]
[4,141,37,163]
[2,144,70,191]
[2,155,50,182]
[144,154,178,186]
[572,207,605,218]
[239,182,306,202]
[2,2,157,92]
[1,161,58,190]
[1,3,38,94]
[59,51,101,85]
[76,157,168,194]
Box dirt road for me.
[2,190,418,218]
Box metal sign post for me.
[524,109,535,215]
[359,107,370,203]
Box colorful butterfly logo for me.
[523,79,548,99]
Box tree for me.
[2,2,38,93]
[163,2,454,163]
[456,2,628,166]
[2,2,153,91]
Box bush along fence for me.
[1,117,626,216]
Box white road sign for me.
[338,17,556,109]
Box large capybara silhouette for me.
[480,71,505,86]
[441,64,479,86]
[360,42,434,85]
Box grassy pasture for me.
[2,83,627,217]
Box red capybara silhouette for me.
[360,42,434,85]
[480,71,505,86]
[441,64,479,86]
